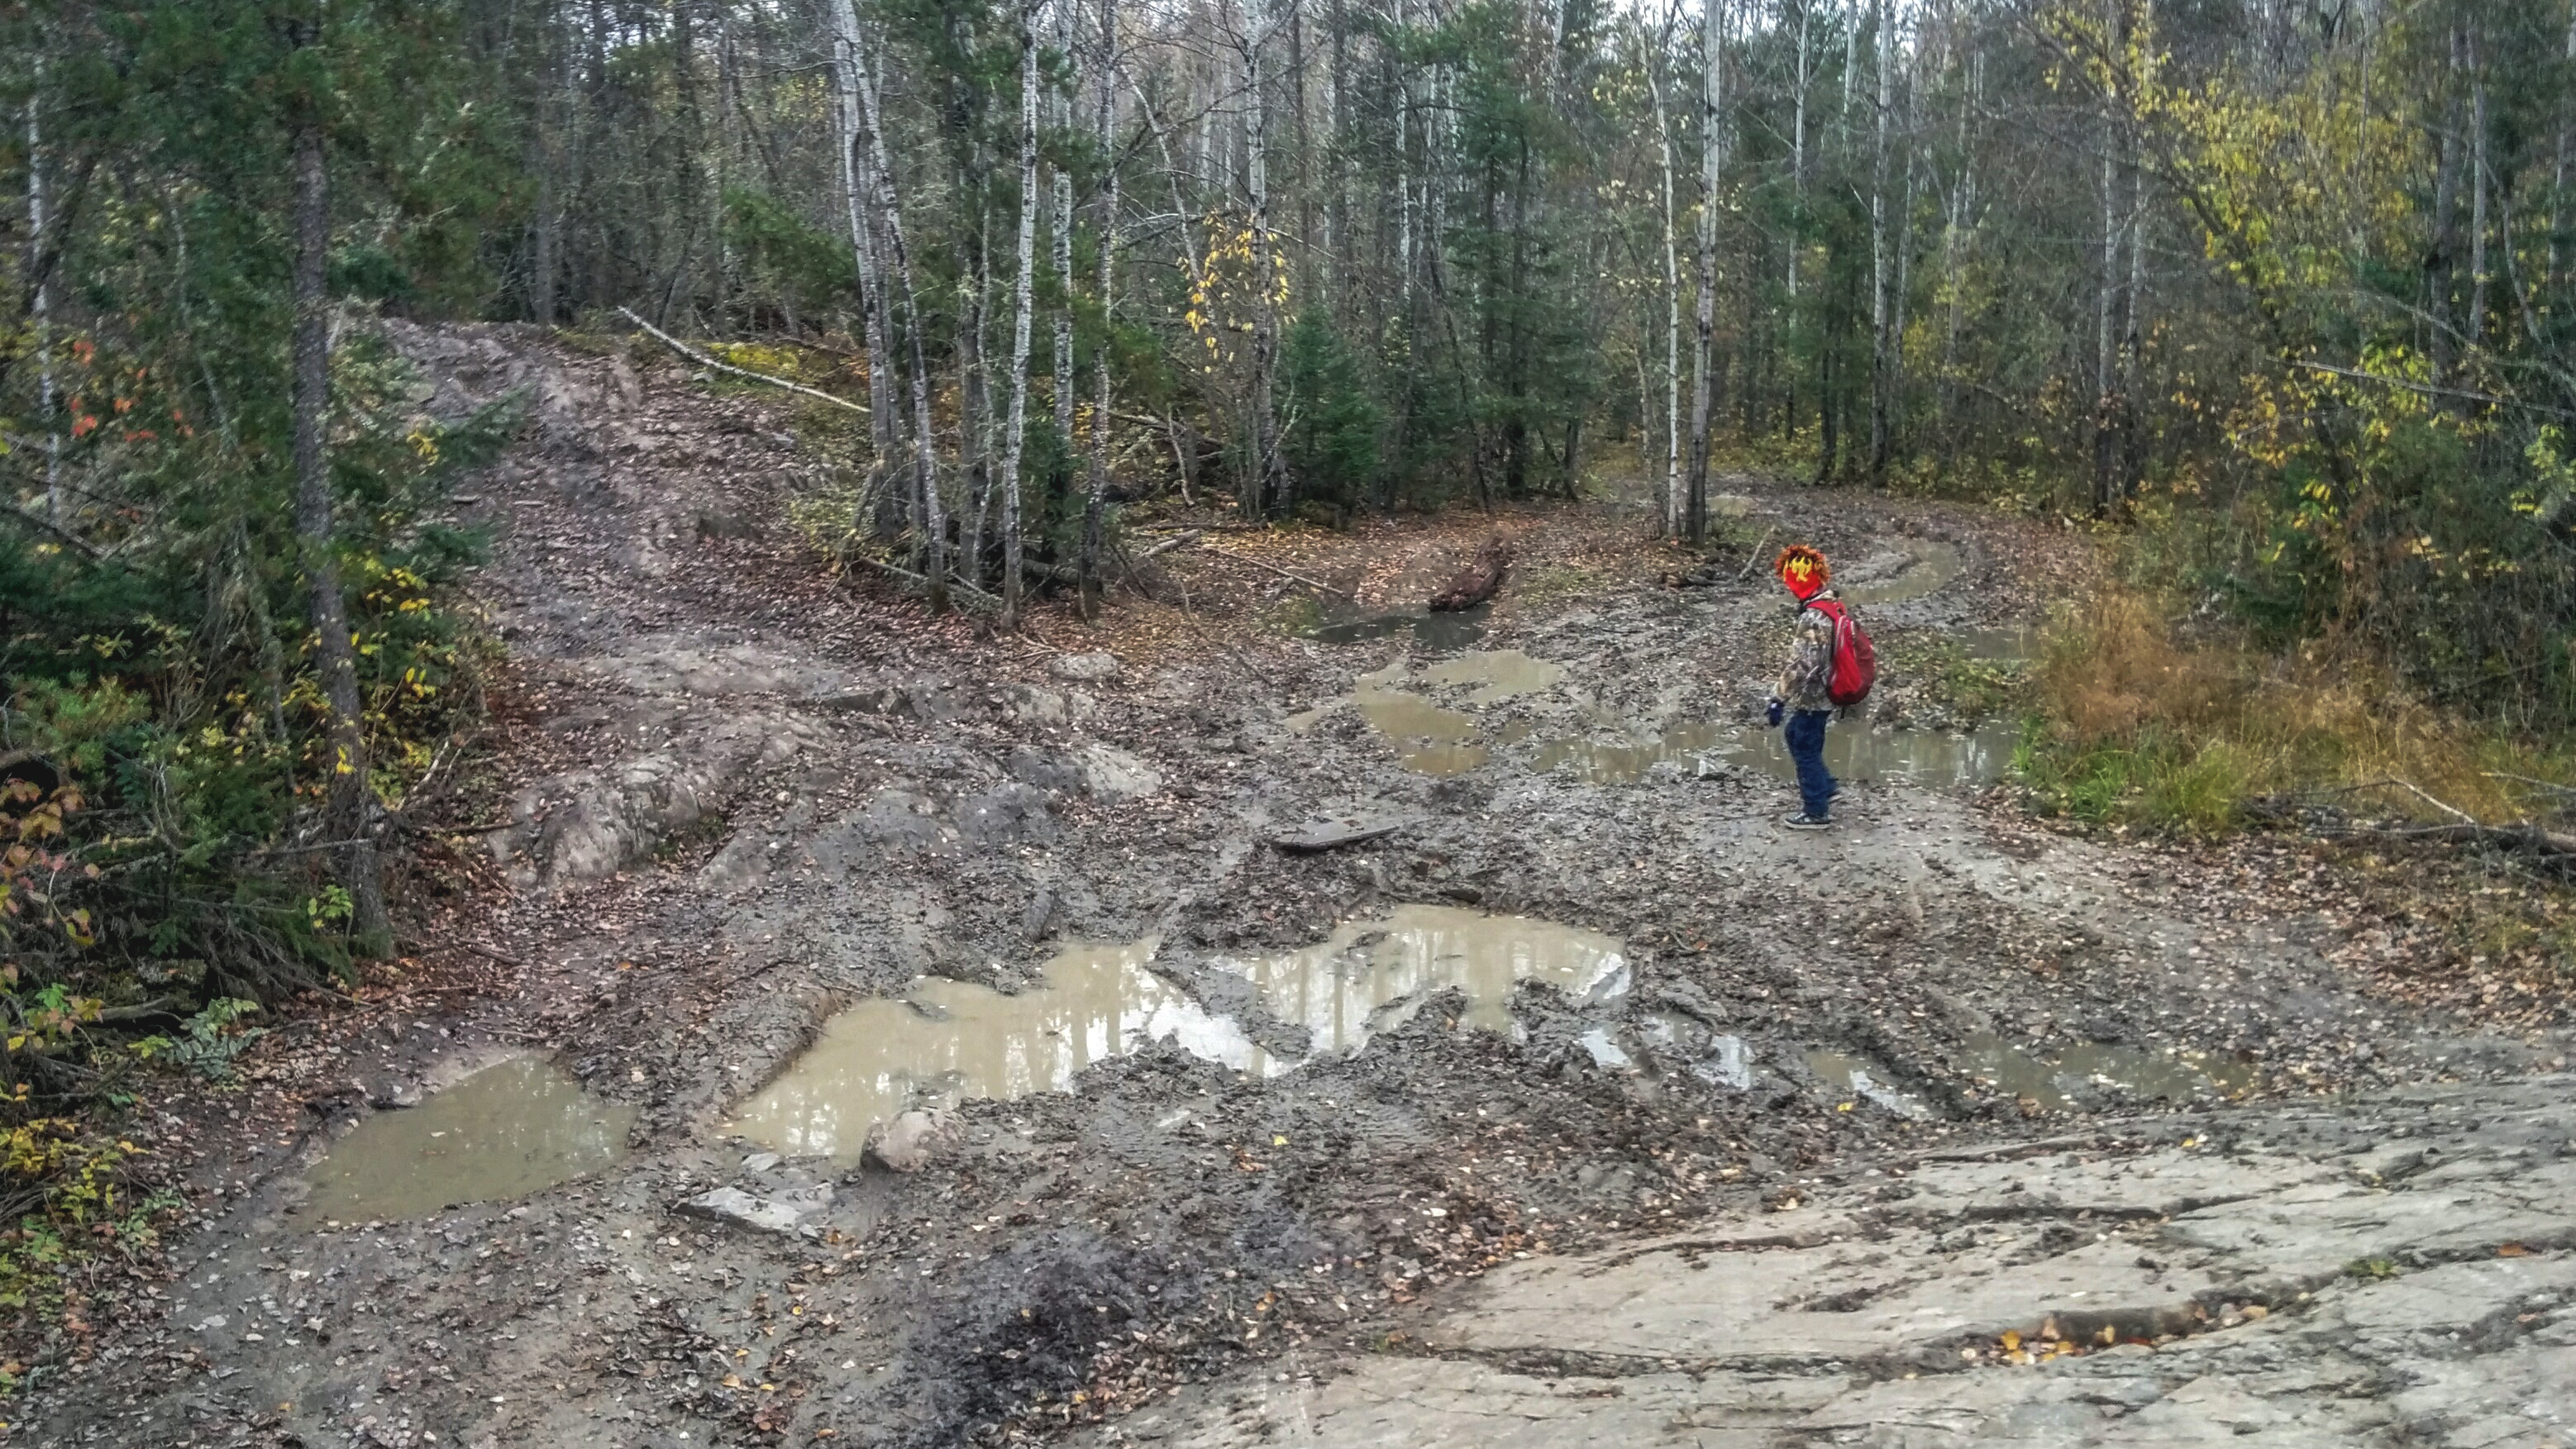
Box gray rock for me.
[1064,1076,2576,1449]
[956,782,1055,846]
[854,790,952,850]
[865,1108,959,1173]
[1077,744,1163,801]
[1049,651,1121,682]
[739,1152,782,1175]
[1006,746,1085,794]
[676,1183,833,1236]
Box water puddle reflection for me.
[305,1056,637,1223]
[1960,1034,2254,1110]
[1352,653,1563,775]
[731,940,1265,1160]
[1638,1011,1754,1089]
[1805,1048,1932,1118]
[737,908,1625,1160]
[1308,605,1489,651]
[1416,649,1566,703]
[1222,904,1629,1053]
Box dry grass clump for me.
[2020,588,2566,832]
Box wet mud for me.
[28,324,2570,1449]
[304,1056,637,1223]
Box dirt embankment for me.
[18,325,2569,1449]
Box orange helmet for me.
[1773,545,1830,602]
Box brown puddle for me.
[1805,1048,1932,1118]
[1959,1035,2255,1110]
[730,939,1265,1160]
[1306,605,1489,650]
[304,1056,637,1223]
[1414,649,1566,703]
[1222,904,1629,1051]
[736,908,1628,1159]
[1839,540,1966,606]
[1351,655,1563,776]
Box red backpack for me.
[1806,599,1877,708]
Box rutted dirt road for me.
[20,326,2571,1448]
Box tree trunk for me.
[2554,4,2576,291]
[1868,0,1893,478]
[999,0,1043,628]
[1052,0,1078,456]
[2428,23,2464,384]
[2466,48,2488,353]
[1789,0,1809,303]
[1683,0,1723,544]
[851,17,949,610]
[27,68,59,522]
[293,122,390,958]
[830,0,902,522]
[961,199,995,589]
[1644,27,1682,536]
[1080,0,1121,615]
[2120,3,2149,498]
[1246,0,1284,516]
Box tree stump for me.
[1429,539,1513,612]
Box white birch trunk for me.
[1643,27,1682,536]
[851,16,950,609]
[1683,0,1723,541]
[828,0,900,485]
[1246,0,1283,514]
[27,74,58,522]
[1081,0,1121,608]
[1002,0,1044,627]
[2468,55,2488,349]
[1053,0,1078,446]
[1868,0,1893,475]
[1789,0,1809,302]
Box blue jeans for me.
[1785,709,1837,817]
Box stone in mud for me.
[1077,744,1163,801]
[1268,813,1419,853]
[1023,889,1058,941]
[1049,651,1121,682]
[865,1108,959,1173]
[677,1183,833,1236]
[956,782,1055,846]
[494,713,820,889]
[855,790,952,851]
[997,684,1073,725]
[1005,746,1085,794]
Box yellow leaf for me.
[2000,1329,2022,1352]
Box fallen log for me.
[1430,538,1513,612]
[617,307,870,417]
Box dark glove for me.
[1764,696,1785,727]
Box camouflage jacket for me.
[1775,598,1838,713]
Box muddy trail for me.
[22,326,2572,1449]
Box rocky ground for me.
[15,324,2570,1448]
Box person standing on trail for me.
[1764,544,1863,831]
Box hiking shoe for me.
[1782,813,1833,830]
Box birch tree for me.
[1682,0,1724,542]
[1080,0,1121,611]
[1001,0,1043,627]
